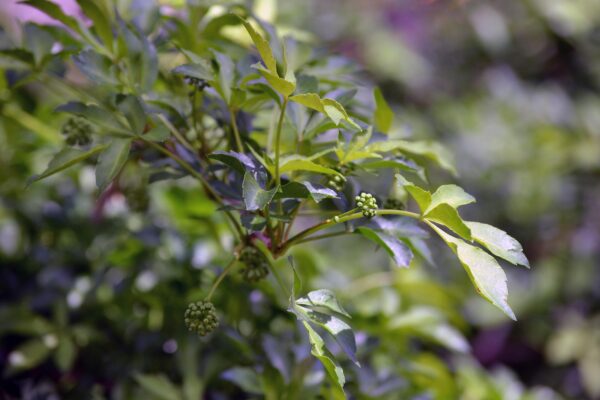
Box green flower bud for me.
[356,192,378,218]
[239,246,270,283]
[61,116,94,146]
[184,300,219,336]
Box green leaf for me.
[28,145,107,185]
[21,0,81,34]
[369,140,456,175]
[430,225,516,320]
[465,222,529,268]
[274,181,337,202]
[302,308,358,366]
[253,63,295,97]
[143,125,170,142]
[95,139,131,191]
[6,338,53,374]
[76,0,113,50]
[56,102,130,136]
[72,50,118,85]
[278,157,341,176]
[290,93,360,130]
[209,151,258,175]
[222,367,262,395]
[54,335,76,371]
[425,204,472,241]
[296,289,350,318]
[242,172,278,211]
[396,175,432,214]
[134,373,182,400]
[240,18,278,74]
[172,62,213,81]
[301,321,346,396]
[424,185,475,215]
[118,95,146,135]
[356,227,413,268]
[373,87,393,134]
[214,51,235,104]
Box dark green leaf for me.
[28,145,107,185]
[356,227,414,267]
[134,373,182,400]
[95,139,131,191]
[274,181,337,202]
[172,62,214,81]
[296,289,350,318]
[118,95,146,135]
[242,172,278,211]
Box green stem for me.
[294,230,353,245]
[229,108,244,152]
[273,97,288,189]
[206,257,237,300]
[140,138,244,239]
[278,209,421,256]
[267,260,290,299]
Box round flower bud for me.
[184,300,219,336]
[356,192,378,218]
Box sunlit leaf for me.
[373,87,393,134]
[466,222,529,268]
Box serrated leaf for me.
[301,321,346,395]
[274,181,337,202]
[296,289,350,318]
[373,87,393,134]
[465,222,529,267]
[95,139,131,191]
[424,185,475,215]
[278,157,341,176]
[430,225,516,320]
[28,145,107,185]
[356,227,414,268]
[425,204,472,241]
[242,172,277,211]
[240,19,277,74]
[118,95,146,135]
[134,373,182,400]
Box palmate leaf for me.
[425,204,472,241]
[252,63,296,97]
[28,145,107,185]
[430,225,516,320]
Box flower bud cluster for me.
[184,300,218,336]
[61,116,93,146]
[239,246,269,283]
[356,192,378,218]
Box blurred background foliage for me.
[0,0,599,399]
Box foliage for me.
[0,1,571,399]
